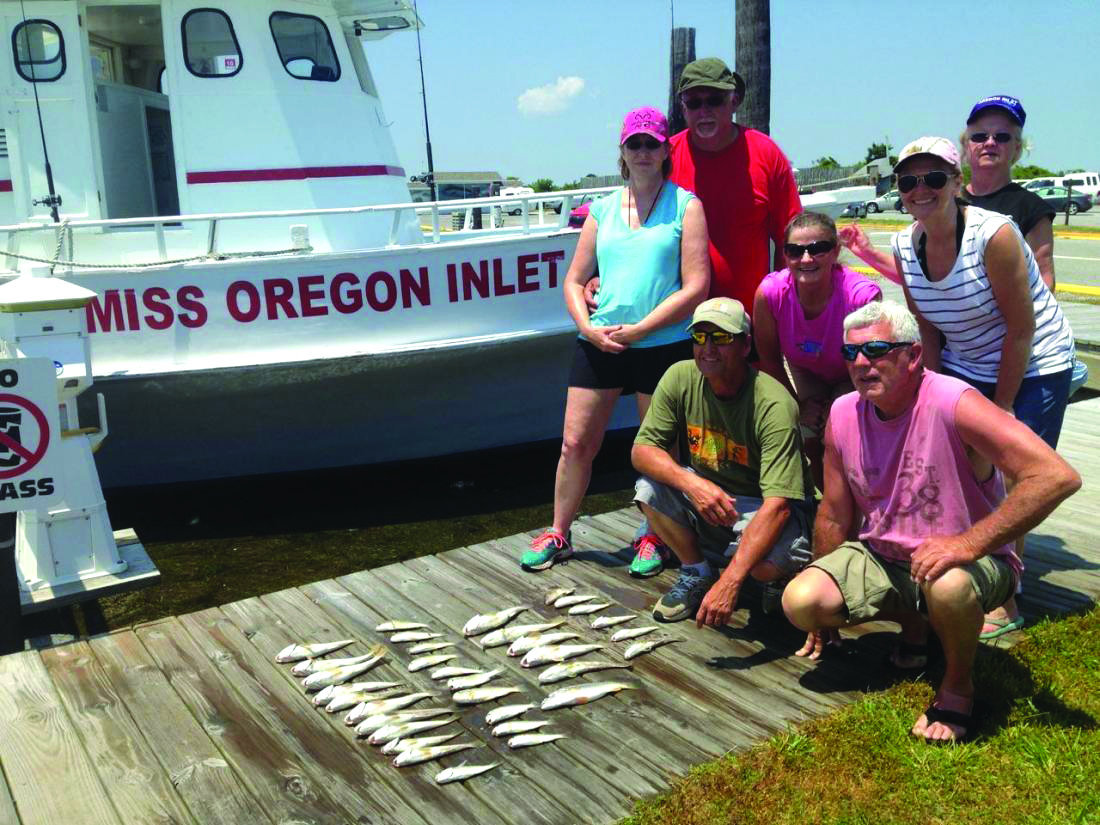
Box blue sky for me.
[365,0,1100,185]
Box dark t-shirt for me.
[960,182,1055,237]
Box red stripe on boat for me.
[0,180,12,192]
[186,165,405,184]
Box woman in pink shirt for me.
[753,212,881,489]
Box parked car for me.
[866,189,899,213]
[499,186,535,215]
[567,193,604,228]
[1034,186,1093,214]
[894,197,907,214]
[841,201,868,219]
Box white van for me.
[1023,173,1100,198]
[499,186,535,215]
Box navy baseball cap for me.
[967,95,1026,126]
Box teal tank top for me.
[587,181,695,348]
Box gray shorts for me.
[810,541,1017,622]
[634,473,812,577]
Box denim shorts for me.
[634,473,812,576]
[942,366,1072,449]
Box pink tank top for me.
[829,371,1020,575]
[760,264,881,383]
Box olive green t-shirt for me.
[635,360,812,501]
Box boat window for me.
[182,9,242,78]
[270,12,340,82]
[12,20,66,83]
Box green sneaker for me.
[521,529,573,572]
[629,534,670,578]
[653,569,716,622]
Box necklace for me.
[629,184,660,227]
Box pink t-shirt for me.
[760,265,881,383]
[829,371,1020,576]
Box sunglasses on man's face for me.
[897,171,950,194]
[623,136,663,151]
[783,240,835,259]
[840,340,912,361]
[690,329,739,346]
[968,131,1014,145]
[681,92,728,111]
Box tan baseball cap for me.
[688,297,751,335]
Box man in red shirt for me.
[669,57,802,313]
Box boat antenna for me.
[18,0,62,222]
[411,0,436,202]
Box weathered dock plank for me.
[0,651,120,825]
[38,642,195,825]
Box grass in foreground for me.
[621,606,1100,825]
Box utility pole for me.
[735,0,770,134]
[668,27,696,136]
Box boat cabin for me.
[0,0,423,256]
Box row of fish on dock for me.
[273,585,677,784]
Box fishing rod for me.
[411,0,435,202]
[19,0,62,223]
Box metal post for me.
[1065,181,1073,227]
[0,512,21,654]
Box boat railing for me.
[0,186,619,273]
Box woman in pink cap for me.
[521,106,709,571]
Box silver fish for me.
[435,762,500,784]
[408,653,456,672]
[390,631,442,644]
[314,680,401,707]
[369,717,458,745]
[408,641,456,655]
[484,703,535,725]
[538,660,633,684]
[624,638,681,660]
[452,686,522,706]
[325,686,404,713]
[462,606,529,637]
[610,626,659,643]
[507,631,581,657]
[301,651,386,691]
[292,653,376,677]
[275,639,354,663]
[393,742,476,767]
[430,666,482,681]
[380,732,459,755]
[520,644,603,668]
[541,681,637,710]
[353,707,452,735]
[543,586,574,606]
[375,620,430,632]
[507,733,565,749]
[491,719,550,737]
[591,614,636,629]
[553,594,597,609]
[344,692,434,725]
[479,620,565,648]
[568,602,611,615]
[447,669,500,691]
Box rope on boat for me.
[2,222,313,271]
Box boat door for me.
[2,4,103,221]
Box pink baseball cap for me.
[893,136,961,174]
[620,107,668,145]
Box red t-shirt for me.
[669,127,801,314]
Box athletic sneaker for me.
[521,529,573,572]
[629,534,670,578]
[653,569,716,622]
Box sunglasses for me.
[623,136,663,151]
[681,92,728,110]
[783,240,835,258]
[840,340,912,362]
[968,131,1014,144]
[690,329,739,346]
[897,171,951,194]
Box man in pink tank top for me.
[781,301,1080,743]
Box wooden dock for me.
[0,394,1097,824]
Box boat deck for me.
[0,391,1097,825]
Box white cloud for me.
[517,76,585,116]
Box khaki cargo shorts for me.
[810,541,1016,622]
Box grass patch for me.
[620,607,1100,825]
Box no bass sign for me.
[0,358,62,513]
